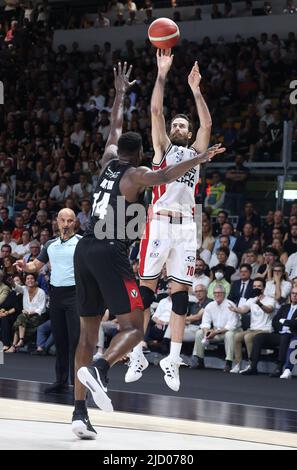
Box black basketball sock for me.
[74,400,87,414]
[93,357,110,376]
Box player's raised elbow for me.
[151,105,163,116]
[201,120,212,130]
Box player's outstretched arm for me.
[133,144,225,189]
[151,49,172,164]
[188,61,212,153]
[100,62,136,170]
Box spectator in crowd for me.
[212,210,229,237]
[49,177,72,210]
[207,265,231,300]
[286,249,297,280]
[279,335,297,379]
[192,258,211,289]
[204,171,225,216]
[189,284,240,372]
[212,222,237,252]
[229,278,275,372]
[145,283,172,349]
[0,274,23,352]
[242,249,261,278]
[284,223,297,256]
[241,288,297,376]
[264,262,292,311]
[224,154,249,215]
[12,230,31,259]
[6,273,46,353]
[31,320,55,356]
[209,236,238,269]
[165,283,211,347]
[0,209,15,232]
[72,173,93,205]
[228,263,254,306]
[210,247,236,282]
[77,199,91,234]
[256,246,278,279]
[233,223,255,260]
[201,217,215,253]
[237,202,261,234]
[0,230,17,253]
[93,309,119,360]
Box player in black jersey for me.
[72,62,225,439]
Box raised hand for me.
[113,62,136,94]
[14,259,26,273]
[156,49,174,77]
[196,143,226,164]
[188,61,201,91]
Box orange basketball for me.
[148,18,180,49]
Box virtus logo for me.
[289,80,297,105]
[0,81,3,105]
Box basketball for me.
[148,18,180,49]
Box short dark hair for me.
[118,132,142,155]
[1,244,11,252]
[253,277,265,288]
[25,272,37,282]
[216,246,230,257]
[170,114,193,132]
[240,263,252,273]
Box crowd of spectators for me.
[0,2,296,376]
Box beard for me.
[169,133,189,147]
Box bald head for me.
[57,208,76,240]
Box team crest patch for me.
[131,289,138,298]
[175,149,184,162]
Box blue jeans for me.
[36,320,54,350]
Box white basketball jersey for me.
[152,144,200,216]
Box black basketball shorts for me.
[74,236,144,317]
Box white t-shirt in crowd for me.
[49,185,72,202]
[245,296,275,331]
[209,250,238,269]
[264,280,292,310]
[286,253,297,280]
[152,297,172,325]
[192,274,211,289]
[13,243,31,257]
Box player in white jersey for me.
[126,49,213,391]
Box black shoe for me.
[269,367,282,378]
[77,366,113,412]
[72,410,97,440]
[240,366,257,376]
[44,382,69,394]
[189,356,205,369]
[31,349,47,356]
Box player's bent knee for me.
[139,285,155,310]
[172,291,188,316]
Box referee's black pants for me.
[49,285,80,386]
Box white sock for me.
[169,342,182,362]
[132,342,143,357]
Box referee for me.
[15,208,81,394]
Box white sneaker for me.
[230,363,241,374]
[125,353,149,383]
[159,356,180,392]
[280,368,292,379]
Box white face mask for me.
[215,272,224,281]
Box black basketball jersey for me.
[85,159,144,243]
